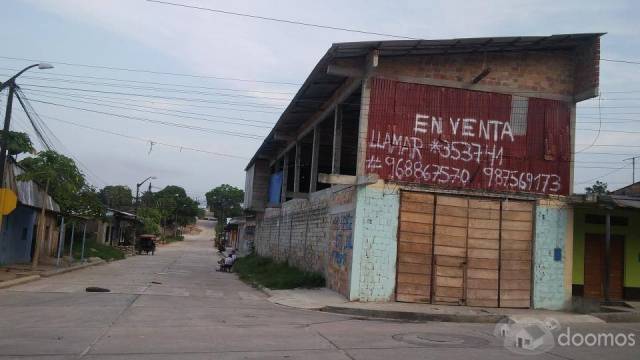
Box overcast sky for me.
[1,0,639,202]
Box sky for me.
[1,0,639,203]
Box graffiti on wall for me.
[327,187,355,297]
[365,78,571,195]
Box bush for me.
[70,238,125,261]
[162,235,184,243]
[233,254,325,289]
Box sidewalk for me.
[265,287,627,324]
[0,257,105,289]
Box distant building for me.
[571,192,640,301]
[243,34,602,309]
[0,161,61,265]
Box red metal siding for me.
[365,78,570,196]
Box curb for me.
[320,305,507,323]
[590,311,640,323]
[0,275,41,289]
[40,259,106,278]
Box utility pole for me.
[1,64,53,261]
[0,63,54,187]
[624,156,640,184]
[134,176,156,246]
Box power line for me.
[43,114,249,160]
[0,55,300,85]
[146,0,417,40]
[21,87,281,114]
[27,98,266,139]
[0,66,296,95]
[14,90,109,187]
[601,58,640,65]
[21,84,286,109]
[0,72,295,102]
[575,164,631,184]
[25,93,274,129]
[25,91,274,125]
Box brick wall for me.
[350,182,400,301]
[533,199,573,310]
[254,185,356,296]
[376,50,576,96]
[574,36,600,99]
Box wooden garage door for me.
[395,192,434,303]
[466,199,501,307]
[499,200,534,308]
[433,196,468,304]
[584,234,624,300]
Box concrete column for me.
[309,127,320,192]
[356,78,371,176]
[332,105,343,174]
[293,143,301,193]
[281,154,288,203]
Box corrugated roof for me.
[4,161,61,213]
[245,33,604,170]
[609,195,640,209]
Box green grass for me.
[233,254,325,290]
[162,235,184,243]
[69,239,125,261]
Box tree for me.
[18,150,104,268]
[585,181,608,195]
[18,150,86,215]
[137,207,162,235]
[99,185,133,210]
[0,131,35,156]
[76,186,106,218]
[151,185,199,229]
[205,184,244,233]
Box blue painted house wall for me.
[0,205,37,265]
[350,183,399,301]
[533,200,573,310]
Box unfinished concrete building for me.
[244,34,601,309]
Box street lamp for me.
[133,176,156,249]
[0,63,54,187]
[135,176,157,211]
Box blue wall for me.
[268,171,283,204]
[350,183,400,301]
[533,201,572,310]
[0,205,37,265]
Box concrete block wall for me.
[253,186,356,295]
[376,50,576,96]
[349,182,400,301]
[533,199,573,310]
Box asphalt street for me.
[0,219,638,359]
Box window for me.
[585,214,628,226]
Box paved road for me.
[0,220,638,359]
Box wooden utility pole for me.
[31,179,49,270]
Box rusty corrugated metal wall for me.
[365,78,570,196]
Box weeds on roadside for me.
[233,254,325,289]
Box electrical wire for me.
[21,84,286,109]
[575,164,631,184]
[42,114,249,160]
[0,55,300,85]
[21,87,281,114]
[575,95,602,153]
[27,99,266,139]
[0,72,295,102]
[0,66,296,95]
[146,0,418,40]
[25,93,273,129]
